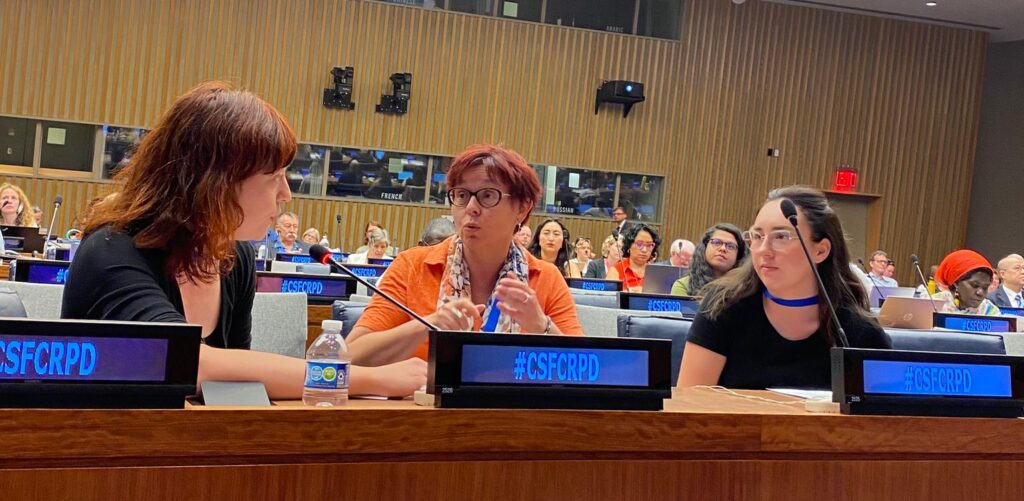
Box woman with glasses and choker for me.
[346,145,583,366]
[671,224,748,297]
[677,186,890,389]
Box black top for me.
[60,226,256,349]
[687,292,891,389]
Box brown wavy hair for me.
[85,81,297,282]
[700,186,872,346]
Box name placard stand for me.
[427,331,672,411]
[831,347,1024,418]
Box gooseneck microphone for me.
[309,244,438,331]
[910,254,937,312]
[780,199,849,348]
[43,195,62,249]
[857,258,887,304]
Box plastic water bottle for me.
[257,243,268,260]
[303,319,350,407]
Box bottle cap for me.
[321,319,343,332]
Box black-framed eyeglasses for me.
[447,188,511,208]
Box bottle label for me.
[304,361,349,390]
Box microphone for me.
[310,244,437,331]
[911,254,937,312]
[780,199,849,348]
[335,214,344,252]
[857,258,887,305]
[43,195,62,249]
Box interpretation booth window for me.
[286,144,329,196]
[0,116,35,169]
[326,148,430,203]
[617,173,662,223]
[40,121,96,173]
[535,165,617,218]
[371,0,685,40]
[102,127,148,179]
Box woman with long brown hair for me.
[60,81,425,399]
[677,186,890,389]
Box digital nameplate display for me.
[863,360,1012,398]
[934,312,1016,333]
[831,347,1024,418]
[1000,307,1024,317]
[566,278,621,292]
[619,292,700,316]
[461,345,649,387]
[10,258,72,284]
[368,258,393,267]
[342,264,388,279]
[0,335,168,382]
[26,262,70,285]
[276,253,314,264]
[428,331,671,411]
[255,272,356,304]
[0,318,200,409]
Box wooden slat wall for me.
[0,0,986,282]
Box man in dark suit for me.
[610,206,631,238]
[989,254,1024,309]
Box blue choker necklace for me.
[763,289,819,307]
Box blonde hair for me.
[0,183,37,227]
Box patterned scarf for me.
[437,236,530,333]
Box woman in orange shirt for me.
[607,223,661,292]
[347,145,583,365]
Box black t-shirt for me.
[687,293,891,389]
[60,226,256,349]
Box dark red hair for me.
[446,145,541,217]
[85,81,297,282]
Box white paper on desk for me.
[351,395,389,400]
[767,388,832,400]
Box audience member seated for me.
[300,227,321,246]
[584,235,621,279]
[677,186,890,389]
[931,249,1002,316]
[32,205,43,227]
[347,144,583,366]
[568,237,592,279]
[513,223,532,250]
[884,262,897,282]
[671,224,746,297]
[418,216,456,247]
[659,239,694,268]
[989,254,1024,309]
[59,81,425,399]
[607,223,660,292]
[0,183,38,227]
[528,218,580,278]
[274,212,308,254]
[348,228,393,264]
[355,220,398,257]
[866,250,899,287]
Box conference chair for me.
[1,282,63,319]
[250,292,308,358]
[885,328,1005,355]
[617,314,693,383]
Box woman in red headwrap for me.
[932,249,1002,316]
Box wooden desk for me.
[306,304,333,347]
[3,388,1024,500]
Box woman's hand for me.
[427,298,485,331]
[494,272,547,333]
[350,357,427,397]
